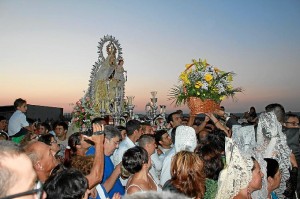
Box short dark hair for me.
[285,113,299,122]
[41,122,51,131]
[44,168,88,199]
[13,98,26,109]
[155,130,168,146]
[167,112,180,123]
[91,117,106,124]
[38,134,55,146]
[126,120,141,136]
[116,125,126,131]
[122,146,148,174]
[55,121,68,131]
[265,103,285,123]
[68,132,81,153]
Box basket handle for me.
[184,63,194,72]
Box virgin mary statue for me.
[88,37,126,115]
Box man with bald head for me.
[24,140,59,183]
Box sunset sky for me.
[1,0,300,114]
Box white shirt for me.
[112,136,135,186]
[159,147,175,187]
[149,151,163,185]
[8,110,29,136]
[112,136,136,166]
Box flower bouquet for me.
[71,96,96,130]
[169,58,242,114]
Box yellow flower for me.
[220,96,226,101]
[227,74,233,81]
[227,85,233,90]
[180,72,190,84]
[195,81,202,89]
[204,73,213,82]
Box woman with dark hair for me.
[38,134,60,155]
[122,146,160,194]
[265,158,281,199]
[163,151,206,199]
[248,106,258,125]
[195,144,224,199]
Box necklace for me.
[247,187,251,199]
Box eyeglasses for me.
[0,181,43,199]
[50,140,57,144]
[286,122,300,126]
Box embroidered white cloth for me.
[216,137,254,199]
[255,111,291,198]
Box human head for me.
[170,151,205,198]
[138,134,156,156]
[91,117,107,126]
[250,106,255,112]
[24,141,58,183]
[155,129,172,148]
[14,98,27,113]
[40,122,51,135]
[0,116,7,131]
[141,122,154,135]
[122,146,149,174]
[44,168,89,199]
[248,157,264,192]
[54,122,68,139]
[0,141,45,198]
[284,113,299,128]
[103,125,121,156]
[38,134,60,154]
[27,118,36,133]
[167,112,182,128]
[264,158,281,191]
[67,132,82,154]
[116,125,127,140]
[265,103,285,123]
[126,119,142,142]
[195,144,224,180]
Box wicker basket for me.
[187,97,220,114]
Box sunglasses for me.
[0,181,43,199]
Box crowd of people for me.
[0,98,300,199]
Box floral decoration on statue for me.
[72,96,95,130]
[169,58,242,106]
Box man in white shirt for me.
[155,129,173,160]
[138,134,162,185]
[160,125,197,187]
[112,120,143,186]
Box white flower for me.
[202,82,209,90]
[216,83,225,94]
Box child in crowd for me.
[8,98,30,143]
